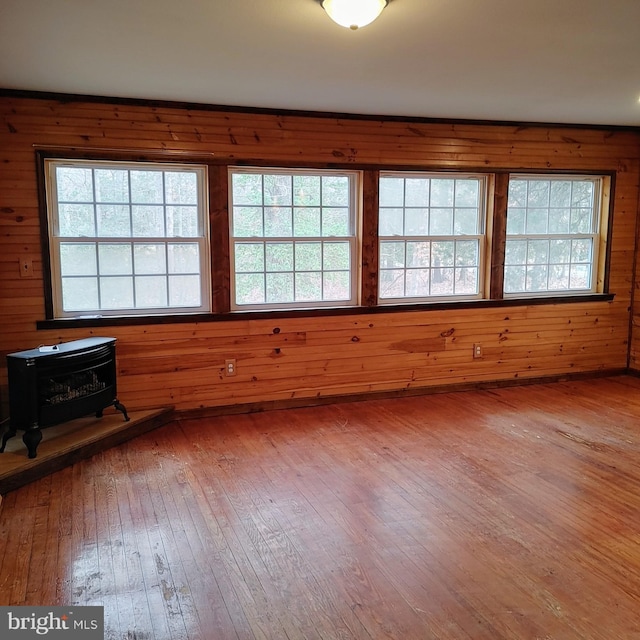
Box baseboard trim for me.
[177,368,628,422]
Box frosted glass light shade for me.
[321,0,388,30]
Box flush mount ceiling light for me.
[318,0,390,30]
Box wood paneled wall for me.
[1,94,639,415]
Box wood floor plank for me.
[1,375,640,638]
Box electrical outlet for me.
[225,358,237,377]
[473,343,483,359]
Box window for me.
[504,176,604,295]
[40,158,610,323]
[45,159,210,317]
[378,173,487,302]
[229,168,359,310]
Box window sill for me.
[36,293,615,330]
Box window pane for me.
[165,172,198,205]
[56,167,93,202]
[98,244,132,275]
[454,209,478,235]
[405,208,429,235]
[504,266,526,293]
[506,208,525,235]
[235,243,264,272]
[295,243,322,271]
[570,265,591,289]
[132,206,165,237]
[432,241,454,267]
[455,240,478,267]
[266,273,294,302]
[97,205,131,237]
[234,207,263,237]
[380,269,405,298]
[405,179,430,207]
[169,275,201,306]
[572,181,594,207]
[135,276,167,307]
[505,240,527,265]
[508,180,528,207]
[264,207,293,237]
[406,242,430,268]
[293,175,321,206]
[323,271,350,299]
[294,208,321,236]
[322,208,349,236]
[264,175,292,206]
[323,242,350,270]
[570,208,592,233]
[266,243,294,272]
[430,209,453,235]
[235,273,265,305]
[571,239,592,263]
[379,208,404,236]
[167,206,198,237]
[526,265,549,291]
[100,277,134,309]
[455,180,479,207]
[406,269,430,296]
[131,170,164,204]
[95,169,129,203]
[134,244,166,274]
[549,208,570,234]
[527,181,550,207]
[62,277,98,310]
[168,243,200,274]
[454,267,478,295]
[295,272,322,301]
[233,173,263,205]
[379,178,404,207]
[550,181,572,207]
[431,268,454,295]
[60,244,97,276]
[430,180,454,206]
[58,204,95,237]
[527,240,549,265]
[380,242,405,268]
[322,176,349,206]
[526,209,548,234]
[549,266,570,290]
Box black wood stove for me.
[1,337,129,458]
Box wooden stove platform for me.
[0,406,174,495]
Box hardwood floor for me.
[1,376,639,639]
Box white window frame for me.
[504,175,605,298]
[45,159,211,318]
[377,172,489,304]
[229,167,361,311]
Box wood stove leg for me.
[114,398,130,422]
[0,425,17,453]
[23,427,43,459]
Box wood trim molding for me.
[177,368,629,422]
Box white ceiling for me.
[1,0,639,127]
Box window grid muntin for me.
[378,173,486,303]
[229,168,359,310]
[505,176,601,296]
[47,159,210,317]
